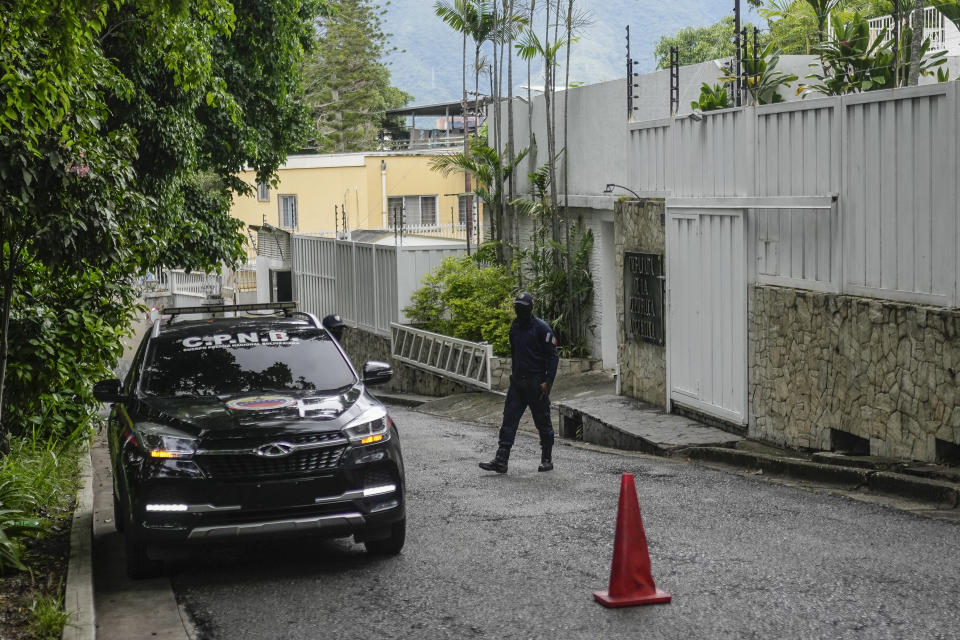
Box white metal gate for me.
[666,206,747,425]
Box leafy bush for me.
[691,82,731,112]
[0,438,81,574]
[0,480,41,572]
[4,261,133,444]
[404,254,515,355]
[801,12,947,96]
[29,592,70,640]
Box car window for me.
[141,327,356,398]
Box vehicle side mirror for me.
[93,379,126,402]
[362,361,393,386]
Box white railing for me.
[163,269,222,298]
[390,323,493,390]
[869,8,947,51]
[389,222,470,241]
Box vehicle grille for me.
[197,446,347,479]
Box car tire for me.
[364,518,406,555]
[124,507,163,580]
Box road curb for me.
[63,443,95,640]
[685,447,960,507]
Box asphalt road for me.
[170,407,960,640]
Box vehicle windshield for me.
[141,327,356,398]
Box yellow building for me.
[232,150,481,237]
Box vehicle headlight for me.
[132,422,197,459]
[342,409,390,446]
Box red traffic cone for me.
[593,473,672,608]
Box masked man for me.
[480,291,559,474]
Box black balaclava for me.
[513,291,534,326]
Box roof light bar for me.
[161,302,298,317]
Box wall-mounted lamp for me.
[604,183,643,200]
[687,109,704,122]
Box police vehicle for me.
[94,302,405,578]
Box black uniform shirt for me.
[510,315,560,384]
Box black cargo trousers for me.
[496,373,555,450]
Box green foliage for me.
[721,43,798,105]
[0,0,326,449]
[404,255,515,355]
[4,262,132,443]
[654,17,766,69]
[511,161,594,356]
[931,0,960,31]
[304,0,412,152]
[800,12,947,95]
[29,593,70,640]
[761,1,904,54]
[0,437,82,574]
[691,83,732,112]
[429,134,528,258]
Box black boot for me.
[479,446,509,474]
[538,445,553,472]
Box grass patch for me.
[0,434,85,639]
[28,592,70,640]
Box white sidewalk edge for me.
[63,443,95,640]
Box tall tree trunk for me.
[546,0,561,266]
[526,0,536,183]
[563,0,574,344]
[462,31,472,256]
[0,235,22,455]
[506,0,516,263]
[474,45,482,246]
[907,0,925,86]
[491,0,502,256]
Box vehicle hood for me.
[133,387,372,441]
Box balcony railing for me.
[868,8,947,51]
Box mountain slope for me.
[381,0,760,104]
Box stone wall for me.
[750,285,960,462]
[614,199,667,406]
[489,356,602,391]
[340,328,473,397]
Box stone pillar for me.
[613,199,667,407]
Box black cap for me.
[513,291,534,307]
[322,314,345,329]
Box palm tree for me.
[429,140,529,255]
[434,0,483,253]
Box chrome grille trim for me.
[186,511,364,539]
[196,435,348,457]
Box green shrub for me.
[4,262,133,444]
[404,253,515,355]
[0,438,81,574]
[29,592,70,640]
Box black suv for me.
[94,302,405,578]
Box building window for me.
[278,194,298,230]
[457,195,469,224]
[387,195,438,227]
[257,182,270,202]
[419,195,438,226]
[387,196,405,227]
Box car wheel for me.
[124,507,163,580]
[364,518,406,555]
